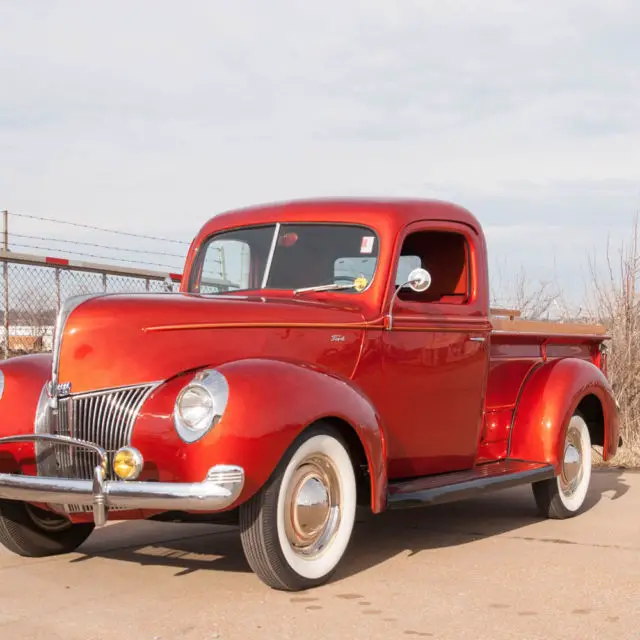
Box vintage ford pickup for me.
[0,198,621,590]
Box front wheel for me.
[0,500,94,557]
[239,424,357,591]
[532,412,592,519]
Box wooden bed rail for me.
[489,307,608,336]
[490,308,521,320]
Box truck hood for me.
[57,293,368,394]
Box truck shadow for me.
[71,469,631,583]
[335,468,630,582]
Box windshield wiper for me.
[293,276,368,295]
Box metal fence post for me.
[2,210,8,360]
[55,267,61,313]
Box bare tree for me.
[491,260,565,320]
[584,214,640,465]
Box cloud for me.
[0,0,639,299]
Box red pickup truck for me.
[0,198,621,591]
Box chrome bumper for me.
[0,434,244,527]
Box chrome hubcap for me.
[560,424,583,497]
[284,454,341,558]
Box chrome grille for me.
[39,383,156,481]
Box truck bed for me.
[490,308,608,338]
[478,308,608,465]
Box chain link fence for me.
[0,252,181,358]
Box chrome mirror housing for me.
[406,267,432,293]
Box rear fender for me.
[508,357,620,470]
[213,358,389,513]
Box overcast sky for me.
[1,1,639,307]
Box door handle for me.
[469,336,486,342]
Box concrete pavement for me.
[0,469,638,640]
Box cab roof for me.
[195,197,482,240]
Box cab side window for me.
[396,230,470,304]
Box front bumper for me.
[0,434,245,527]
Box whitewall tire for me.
[239,423,357,590]
[532,413,592,519]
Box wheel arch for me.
[508,357,620,471]
[213,357,389,514]
[308,416,373,510]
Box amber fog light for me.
[113,447,144,480]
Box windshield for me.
[189,223,379,294]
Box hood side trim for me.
[143,321,382,333]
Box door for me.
[380,221,491,479]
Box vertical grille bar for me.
[96,389,110,475]
[77,395,93,480]
[87,394,100,479]
[106,391,125,462]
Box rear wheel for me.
[0,500,94,557]
[532,413,592,519]
[239,423,357,591]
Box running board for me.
[387,460,555,509]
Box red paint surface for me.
[509,357,620,468]
[0,354,52,475]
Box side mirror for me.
[386,267,432,330]
[406,267,432,293]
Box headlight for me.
[173,369,229,443]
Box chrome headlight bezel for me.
[173,369,229,443]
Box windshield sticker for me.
[353,276,368,291]
[360,236,375,254]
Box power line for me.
[10,232,187,259]
[9,241,181,271]
[9,211,192,245]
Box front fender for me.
[213,358,389,513]
[508,357,620,470]
[0,353,52,473]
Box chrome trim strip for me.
[260,222,280,289]
[34,383,55,475]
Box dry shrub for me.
[584,215,640,466]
